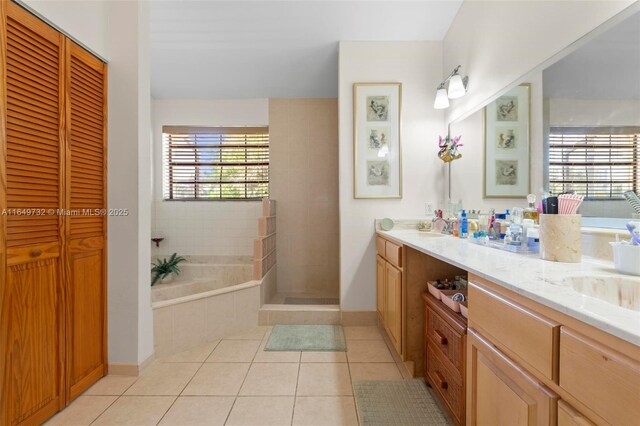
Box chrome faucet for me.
[432,217,454,235]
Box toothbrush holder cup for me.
[539,214,582,263]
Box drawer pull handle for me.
[434,330,448,345]
[30,249,43,258]
[435,371,448,389]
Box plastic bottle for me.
[460,209,468,239]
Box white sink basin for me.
[564,275,640,312]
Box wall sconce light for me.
[434,65,469,109]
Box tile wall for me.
[269,98,340,298]
[152,201,262,257]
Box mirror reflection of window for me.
[543,10,640,219]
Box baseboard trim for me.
[108,353,155,377]
[341,310,377,326]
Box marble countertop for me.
[378,229,640,346]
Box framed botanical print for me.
[484,83,530,198]
[353,82,402,199]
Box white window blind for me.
[163,126,269,200]
[548,127,639,199]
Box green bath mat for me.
[265,325,346,351]
[353,380,450,425]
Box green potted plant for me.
[151,253,186,286]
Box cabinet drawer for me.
[557,401,595,426]
[385,240,402,267]
[426,309,464,372]
[426,342,463,425]
[376,236,386,256]
[559,328,640,426]
[469,282,559,381]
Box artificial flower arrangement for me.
[437,135,463,163]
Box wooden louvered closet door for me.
[64,40,107,401]
[0,2,108,425]
[0,2,66,425]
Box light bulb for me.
[434,87,449,109]
[447,74,466,99]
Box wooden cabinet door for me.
[376,255,385,321]
[64,40,107,401]
[385,262,402,354]
[557,401,595,426]
[1,2,65,424]
[467,329,557,426]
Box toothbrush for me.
[626,221,640,245]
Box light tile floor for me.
[45,325,413,426]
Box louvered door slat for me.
[6,68,58,97]
[69,94,103,118]
[5,137,59,156]
[7,125,59,145]
[7,91,58,114]
[6,52,59,85]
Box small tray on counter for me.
[468,236,539,255]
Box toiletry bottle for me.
[522,219,534,245]
[527,226,540,252]
[460,209,468,239]
[507,223,522,245]
[524,194,539,224]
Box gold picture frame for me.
[353,82,402,199]
[483,83,531,198]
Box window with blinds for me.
[163,126,269,200]
[548,127,639,199]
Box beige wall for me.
[269,99,339,299]
[339,41,445,311]
[548,98,640,127]
[443,0,635,124]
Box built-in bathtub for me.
[151,255,266,358]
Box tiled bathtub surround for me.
[153,283,261,358]
[151,256,253,303]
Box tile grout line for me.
[222,335,264,425]
[87,394,122,425]
[290,352,302,426]
[154,340,220,425]
[87,367,151,424]
[346,351,362,426]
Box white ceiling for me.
[150,1,463,99]
[543,11,640,100]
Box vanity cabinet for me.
[385,261,402,353]
[375,236,403,355]
[557,401,595,426]
[467,274,640,426]
[467,329,557,426]
[423,292,466,425]
[375,233,467,377]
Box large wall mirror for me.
[447,7,639,228]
